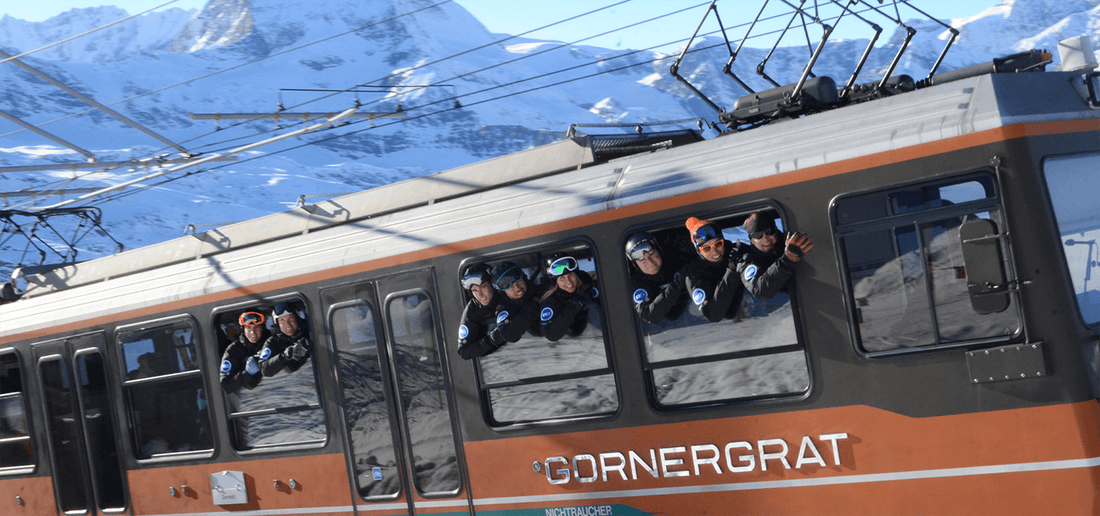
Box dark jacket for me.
[495,280,546,340]
[628,240,692,324]
[682,242,746,323]
[259,318,312,377]
[737,243,798,300]
[540,270,598,342]
[220,328,270,393]
[457,291,506,360]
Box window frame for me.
[326,297,406,502]
[623,203,814,411]
[830,169,1025,358]
[1040,151,1100,329]
[462,238,623,428]
[209,294,328,453]
[0,347,35,475]
[114,314,215,462]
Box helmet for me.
[624,232,660,261]
[545,253,579,278]
[461,263,493,290]
[491,261,525,291]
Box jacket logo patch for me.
[220,359,232,373]
[459,324,469,339]
[692,288,706,305]
[496,311,509,324]
[541,307,554,321]
[260,348,272,360]
[633,288,648,304]
[744,264,758,281]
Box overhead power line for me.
[0,0,180,65]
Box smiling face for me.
[699,237,725,263]
[277,314,299,336]
[752,231,779,253]
[470,282,494,305]
[243,324,264,344]
[504,278,527,300]
[556,272,580,293]
[635,248,662,276]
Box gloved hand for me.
[285,338,311,360]
[245,356,260,375]
[665,272,684,296]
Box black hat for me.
[744,213,778,239]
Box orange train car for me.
[2,29,1100,516]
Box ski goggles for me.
[627,240,656,261]
[750,227,780,240]
[239,312,265,327]
[461,269,489,290]
[493,265,524,291]
[547,256,579,277]
[272,302,295,319]
[692,224,720,247]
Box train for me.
[2,10,1100,516]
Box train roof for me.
[3,61,1099,339]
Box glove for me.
[245,356,260,375]
[786,243,804,259]
[665,272,684,296]
[285,338,311,360]
[569,297,588,310]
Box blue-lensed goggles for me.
[548,256,579,277]
[493,266,524,291]
[692,225,719,247]
[627,240,655,261]
[272,302,294,319]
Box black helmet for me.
[624,232,660,261]
[460,263,492,291]
[545,253,579,278]
[491,261,525,291]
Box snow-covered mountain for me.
[1,0,1097,278]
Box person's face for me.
[752,231,779,253]
[699,237,725,263]
[277,314,299,335]
[470,282,493,305]
[504,278,526,300]
[243,324,264,344]
[556,272,580,293]
[635,248,662,276]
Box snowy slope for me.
[1,0,1097,277]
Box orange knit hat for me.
[685,216,721,247]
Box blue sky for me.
[0,0,996,53]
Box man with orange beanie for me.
[680,216,746,323]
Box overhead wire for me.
[88,3,841,207]
[43,1,880,209]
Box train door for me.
[32,332,127,516]
[323,267,470,515]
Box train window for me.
[331,301,402,499]
[0,351,34,471]
[469,243,619,424]
[385,292,461,495]
[833,173,1022,354]
[628,212,810,407]
[213,300,326,450]
[1044,153,1100,326]
[116,318,214,458]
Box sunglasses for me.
[628,240,656,261]
[698,238,725,255]
[239,312,265,327]
[751,227,780,239]
[493,265,524,291]
[548,256,579,277]
[461,269,488,290]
